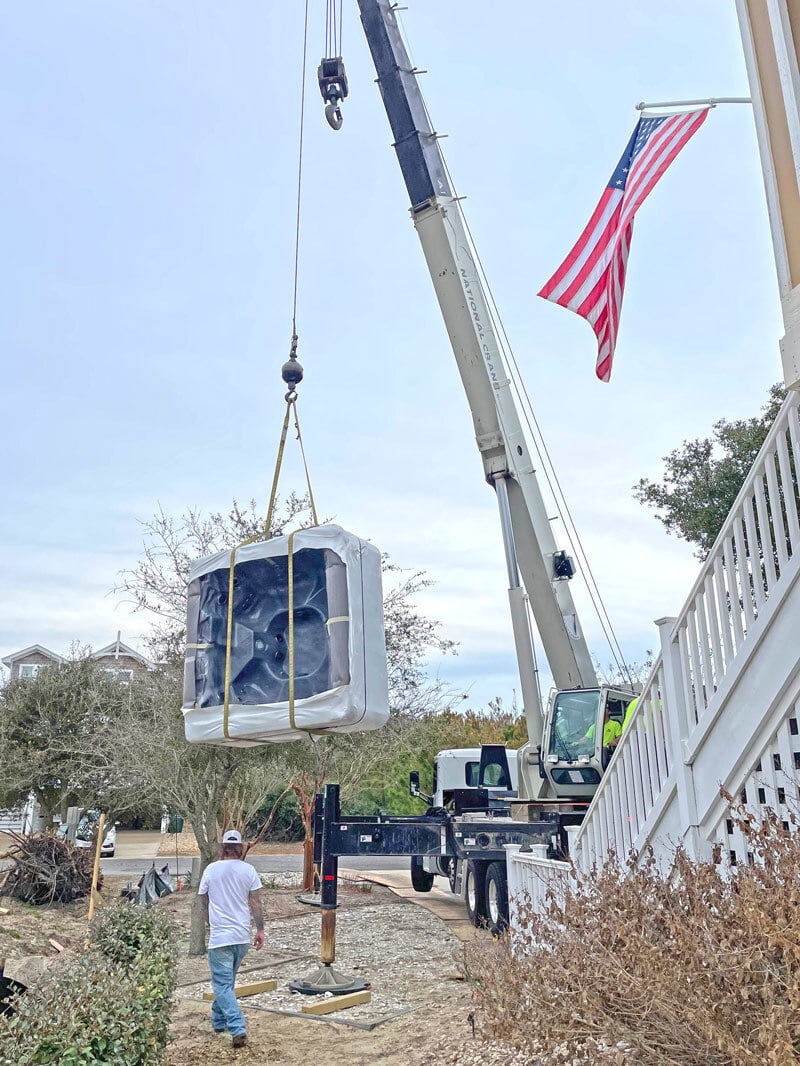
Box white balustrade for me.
[505,844,571,937]
[520,392,800,928]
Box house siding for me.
[95,652,150,680]
[7,650,61,683]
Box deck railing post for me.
[657,617,709,859]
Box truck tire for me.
[410,855,434,892]
[464,860,488,926]
[484,861,509,935]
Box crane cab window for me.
[481,762,509,787]
[465,762,480,787]
[548,690,601,760]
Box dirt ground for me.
[0,872,490,1066]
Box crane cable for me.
[325,0,343,57]
[291,0,311,342]
[221,0,319,739]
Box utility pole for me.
[736,0,800,389]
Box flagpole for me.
[735,0,800,391]
[635,97,752,110]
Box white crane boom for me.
[357,0,598,758]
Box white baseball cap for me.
[222,830,242,844]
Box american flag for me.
[538,109,709,382]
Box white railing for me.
[673,392,800,730]
[505,844,571,930]
[574,655,674,869]
[572,391,800,873]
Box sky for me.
[0,1,784,710]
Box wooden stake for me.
[86,813,105,940]
[301,989,371,1015]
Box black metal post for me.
[289,784,368,995]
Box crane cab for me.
[539,686,637,799]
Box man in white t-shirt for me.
[198,829,264,1048]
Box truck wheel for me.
[464,860,487,926]
[485,861,509,935]
[410,855,434,892]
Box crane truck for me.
[311,0,637,934]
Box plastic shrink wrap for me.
[182,524,389,745]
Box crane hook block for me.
[318,56,349,130]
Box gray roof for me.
[1,644,65,668]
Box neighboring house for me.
[0,634,155,834]
[1,644,64,682]
[0,796,43,835]
[92,635,155,681]
[1,633,155,684]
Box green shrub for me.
[90,897,176,967]
[0,903,177,1066]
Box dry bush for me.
[0,831,100,905]
[464,804,800,1066]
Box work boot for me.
[232,1034,247,1049]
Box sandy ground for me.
[0,870,485,1066]
[168,994,476,1066]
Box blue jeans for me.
[208,943,249,1036]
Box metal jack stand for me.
[289,785,368,996]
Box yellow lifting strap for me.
[288,530,297,729]
[221,397,318,740]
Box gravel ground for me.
[421,1038,629,1066]
[181,901,460,1021]
[256,871,303,889]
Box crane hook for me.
[318,56,349,131]
[325,103,343,131]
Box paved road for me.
[100,854,408,877]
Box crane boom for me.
[357,0,598,739]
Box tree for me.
[104,667,286,954]
[633,383,786,559]
[356,696,528,816]
[0,658,124,826]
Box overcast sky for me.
[0,1,783,709]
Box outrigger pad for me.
[182,524,388,746]
[289,963,368,995]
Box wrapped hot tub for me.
[182,524,389,745]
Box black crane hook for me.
[318,56,349,130]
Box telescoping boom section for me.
[356,0,617,798]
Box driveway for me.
[100,853,408,876]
